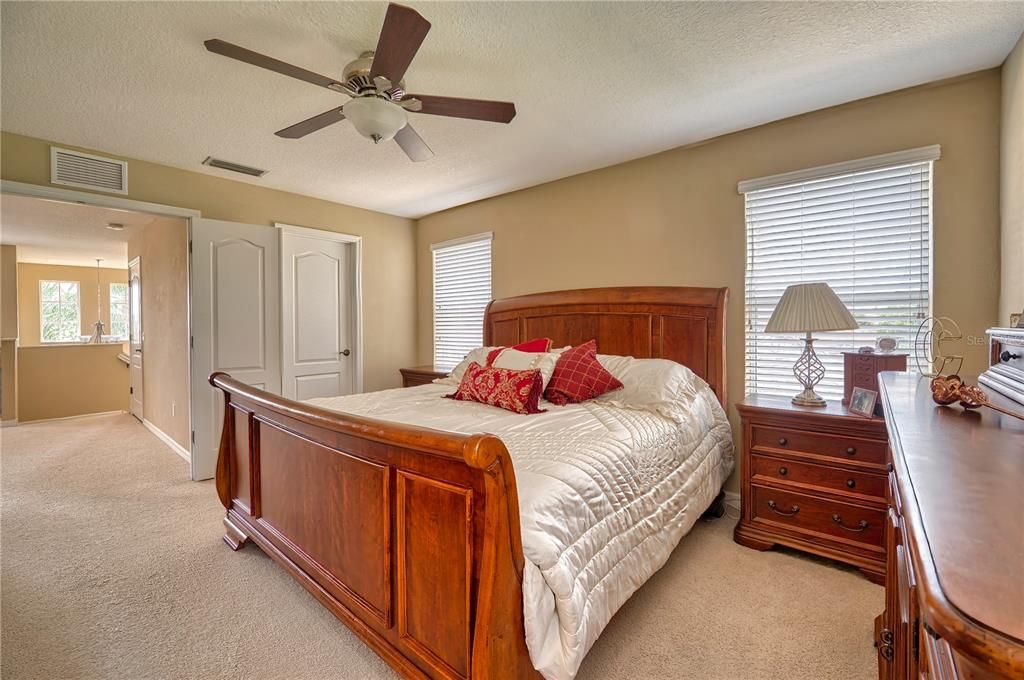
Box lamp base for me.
[791,334,828,407]
[791,387,827,407]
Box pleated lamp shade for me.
[765,283,859,333]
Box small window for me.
[40,280,81,343]
[432,233,493,370]
[109,282,129,340]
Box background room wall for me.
[1,131,417,391]
[16,262,127,346]
[0,244,17,422]
[416,71,1003,490]
[127,217,189,449]
[1002,34,1024,324]
[17,344,128,422]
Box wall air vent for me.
[201,156,268,177]
[50,147,128,194]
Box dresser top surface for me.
[879,372,1024,645]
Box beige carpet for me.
[1,413,881,679]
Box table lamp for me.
[765,282,859,406]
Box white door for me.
[190,218,281,482]
[128,257,144,421]
[280,229,356,400]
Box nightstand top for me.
[737,393,883,423]
[399,365,449,376]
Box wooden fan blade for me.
[394,124,433,162]
[275,108,346,139]
[402,94,516,123]
[205,39,344,92]
[369,4,431,85]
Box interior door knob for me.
[340,349,351,357]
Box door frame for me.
[128,255,143,421]
[275,223,363,394]
[0,180,200,469]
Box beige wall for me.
[17,344,128,422]
[417,71,1003,488]
[1,131,417,391]
[16,262,127,346]
[128,217,189,448]
[1,245,17,339]
[1002,35,1024,324]
[0,245,17,422]
[1,340,15,422]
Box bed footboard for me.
[209,373,541,680]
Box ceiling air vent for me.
[50,147,128,194]
[202,156,268,177]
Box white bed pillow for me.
[593,355,705,422]
[489,347,568,391]
[437,346,496,385]
[437,345,569,388]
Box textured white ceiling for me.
[0,195,156,267]
[2,2,1023,219]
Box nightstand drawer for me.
[751,454,887,501]
[751,485,885,548]
[751,424,886,466]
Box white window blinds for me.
[743,148,936,400]
[432,233,492,370]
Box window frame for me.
[740,146,938,400]
[431,232,493,371]
[109,281,129,341]
[39,279,82,344]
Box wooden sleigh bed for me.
[210,286,728,680]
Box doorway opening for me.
[0,190,191,465]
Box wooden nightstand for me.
[399,365,449,387]
[733,394,889,584]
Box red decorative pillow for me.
[445,362,546,414]
[544,340,623,405]
[485,337,553,365]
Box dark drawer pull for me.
[845,446,856,455]
[832,514,869,532]
[846,478,856,489]
[767,500,799,517]
[778,437,788,446]
[778,466,788,476]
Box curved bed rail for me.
[209,372,539,680]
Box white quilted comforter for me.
[308,365,733,680]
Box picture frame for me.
[849,386,878,418]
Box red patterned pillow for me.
[445,362,546,414]
[544,340,624,405]
[485,337,553,365]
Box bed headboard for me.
[483,286,728,406]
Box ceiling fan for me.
[204,3,516,162]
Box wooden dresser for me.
[875,372,1024,680]
[734,395,889,584]
[399,365,449,387]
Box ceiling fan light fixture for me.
[343,97,407,144]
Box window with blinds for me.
[742,147,936,400]
[432,233,493,370]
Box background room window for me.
[432,232,493,370]
[741,146,937,400]
[109,282,129,340]
[40,280,81,343]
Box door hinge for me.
[188,239,193,254]
[191,430,196,444]
[190,336,194,349]
[129,386,133,394]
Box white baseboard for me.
[19,410,125,425]
[1,419,18,427]
[724,490,740,511]
[142,419,191,463]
